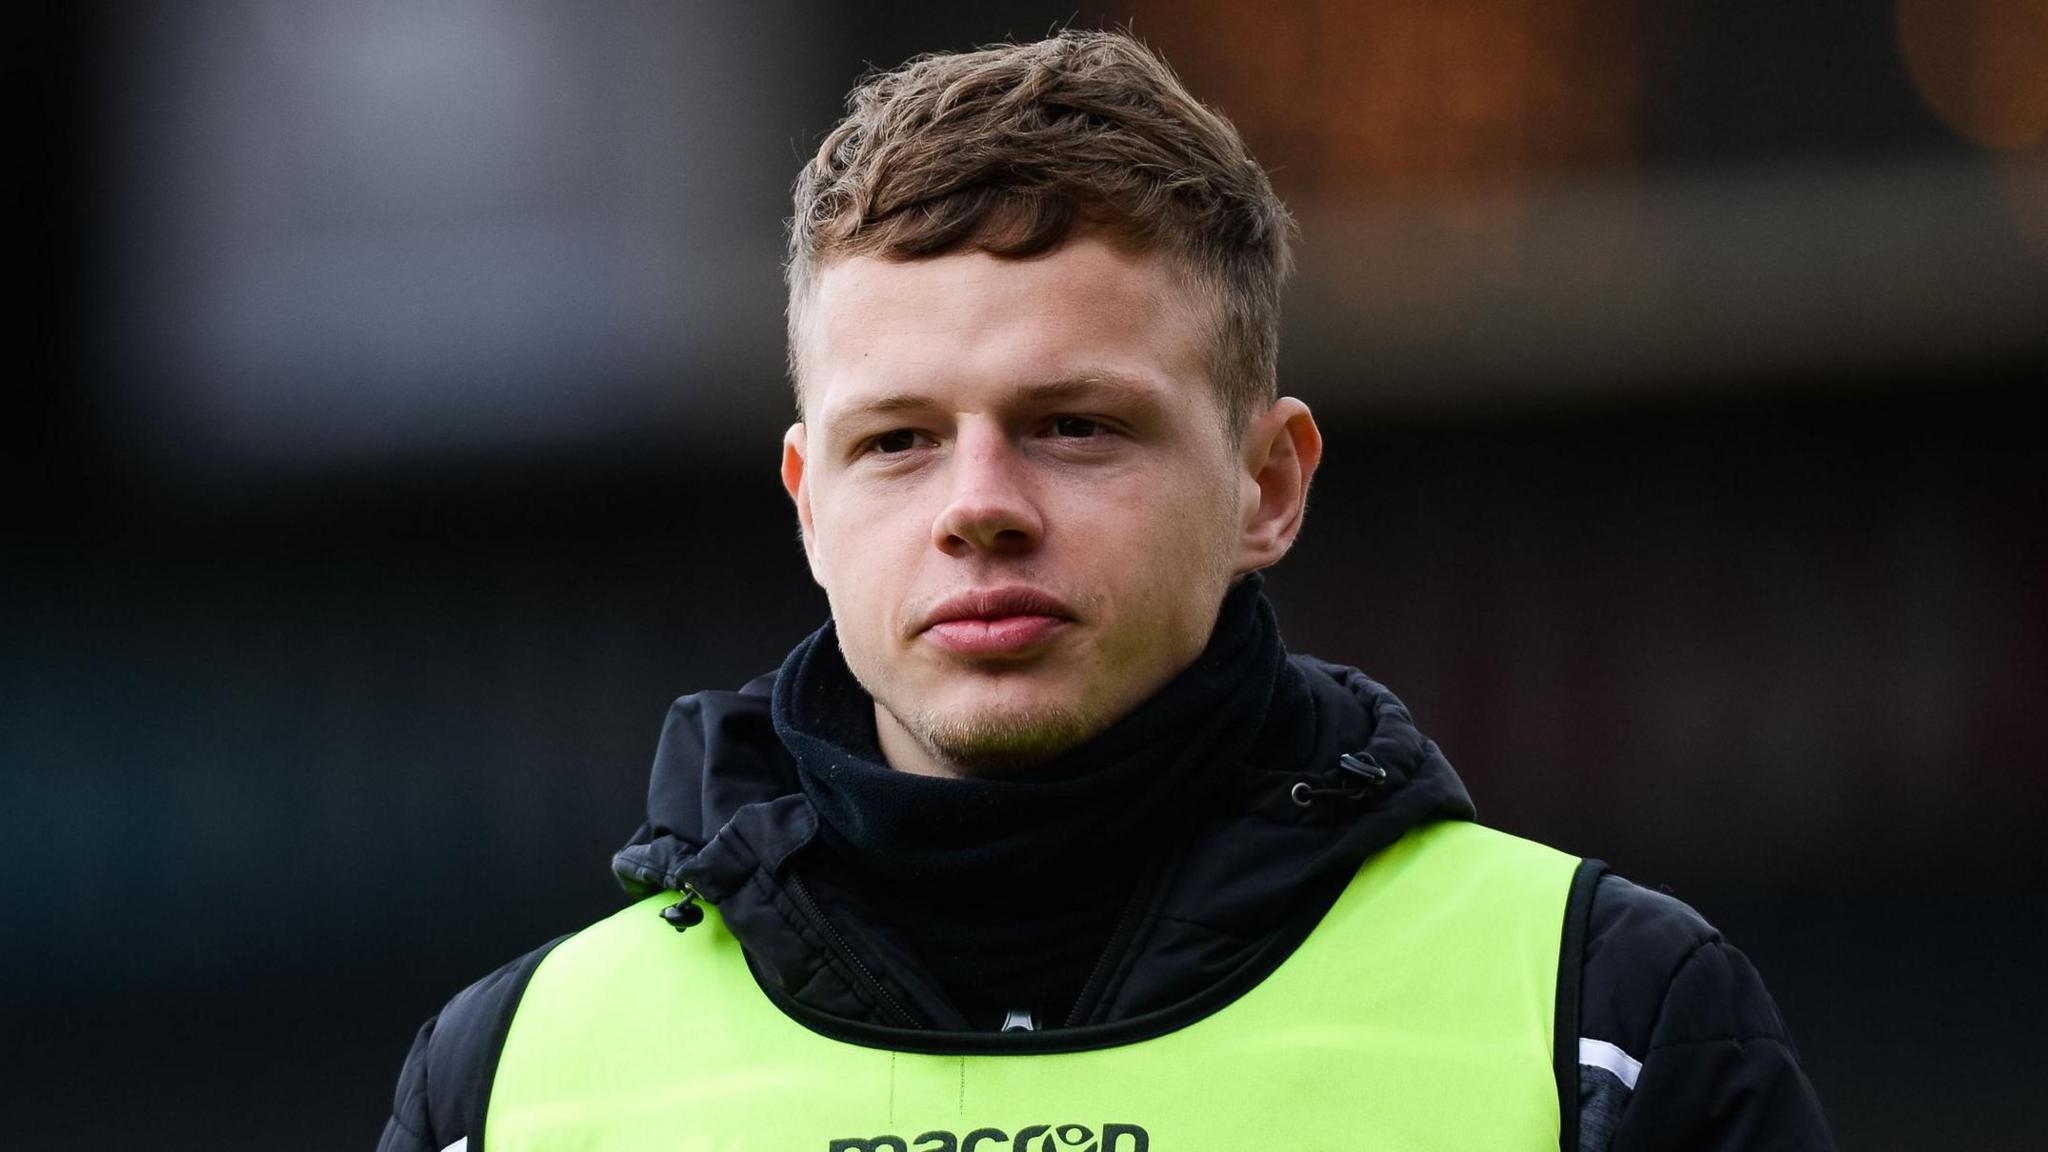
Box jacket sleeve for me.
[377,1016,442,1152]
[375,937,567,1152]
[1578,876,1834,1152]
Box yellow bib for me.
[490,820,1578,1151]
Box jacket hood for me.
[612,656,1476,1032]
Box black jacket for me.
[378,661,1832,1151]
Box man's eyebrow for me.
[828,392,933,421]
[1012,373,1166,405]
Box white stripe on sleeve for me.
[1578,1037,1644,1090]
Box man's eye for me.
[1051,416,1102,438]
[870,429,924,454]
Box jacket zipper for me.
[1063,854,1169,1028]
[787,873,923,1030]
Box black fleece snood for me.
[771,573,1315,1030]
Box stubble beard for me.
[892,696,1103,776]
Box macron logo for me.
[830,1123,1149,1152]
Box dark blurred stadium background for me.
[5,2,2044,1147]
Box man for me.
[380,32,1832,1151]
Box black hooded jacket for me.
[379,619,1833,1151]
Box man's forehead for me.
[797,240,1213,420]
[815,243,1176,327]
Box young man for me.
[380,32,1832,1151]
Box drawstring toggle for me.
[1291,750,1392,807]
[661,886,706,932]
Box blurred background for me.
[4,1,2043,1146]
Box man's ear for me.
[1235,397,1323,575]
[781,422,826,584]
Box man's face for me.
[783,235,1257,776]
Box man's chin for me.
[904,704,1101,776]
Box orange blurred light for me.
[1898,0,2048,150]
[1126,0,1640,205]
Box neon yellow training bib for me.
[489,819,1578,1151]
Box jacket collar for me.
[611,655,1476,1030]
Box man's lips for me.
[918,587,1074,656]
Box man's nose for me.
[931,426,1042,557]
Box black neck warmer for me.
[771,574,1316,1029]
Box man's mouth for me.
[919,587,1074,656]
